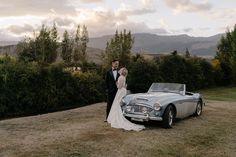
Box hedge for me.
[0,57,105,118]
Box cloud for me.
[116,22,169,35]
[0,30,22,41]
[164,0,212,13]
[79,0,103,3]
[117,2,156,16]
[42,16,75,27]
[117,8,156,16]
[183,28,193,32]
[7,24,35,35]
[87,21,169,37]
[210,8,236,20]
[72,7,160,37]
[141,0,154,7]
[0,0,162,40]
[207,8,236,33]
[0,6,163,41]
[0,0,76,17]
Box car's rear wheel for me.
[194,101,202,116]
[162,105,174,128]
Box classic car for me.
[121,83,204,128]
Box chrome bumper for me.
[123,113,163,121]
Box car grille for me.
[128,104,153,113]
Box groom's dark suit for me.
[105,68,120,119]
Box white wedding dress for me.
[107,75,145,131]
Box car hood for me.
[124,92,182,106]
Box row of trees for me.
[103,28,236,92]
[127,54,216,93]
[17,23,89,66]
[61,25,89,66]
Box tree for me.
[216,25,236,84]
[131,53,145,62]
[185,48,190,58]
[199,59,215,87]
[35,24,58,64]
[17,24,59,64]
[81,25,89,63]
[72,24,89,66]
[103,29,134,67]
[17,38,37,62]
[61,30,73,64]
[73,25,81,65]
[51,22,59,58]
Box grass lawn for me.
[199,86,236,102]
[0,87,236,157]
[0,99,236,157]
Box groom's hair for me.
[112,59,119,63]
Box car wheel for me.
[162,105,174,128]
[194,101,202,116]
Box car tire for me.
[162,105,174,128]
[194,101,202,116]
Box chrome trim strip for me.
[124,113,163,121]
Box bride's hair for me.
[119,67,128,76]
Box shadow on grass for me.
[127,114,202,130]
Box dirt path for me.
[0,100,235,157]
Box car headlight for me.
[141,107,148,114]
[126,106,132,112]
[154,103,162,111]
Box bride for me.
[107,67,145,131]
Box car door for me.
[174,98,188,118]
[183,95,197,116]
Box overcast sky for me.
[0,0,235,41]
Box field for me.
[0,88,235,157]
[199,86,236,102]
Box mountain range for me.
[88,33,223,57]
[0,33,224,61]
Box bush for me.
[159,55,204,91]
[73,71,105,104]
[33,63,77,112]
[0,58,39,116]
[198,59,215,88]
[0,57,105,118]
[128,59,162,93]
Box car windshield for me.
[148,83,185,95]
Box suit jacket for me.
[105,69,120,94]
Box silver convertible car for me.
[121,83,204,128]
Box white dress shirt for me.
[112,69,117,80]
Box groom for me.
[105,59,120,121]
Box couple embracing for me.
[105,60,145,131]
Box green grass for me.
[199,86,236,101]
